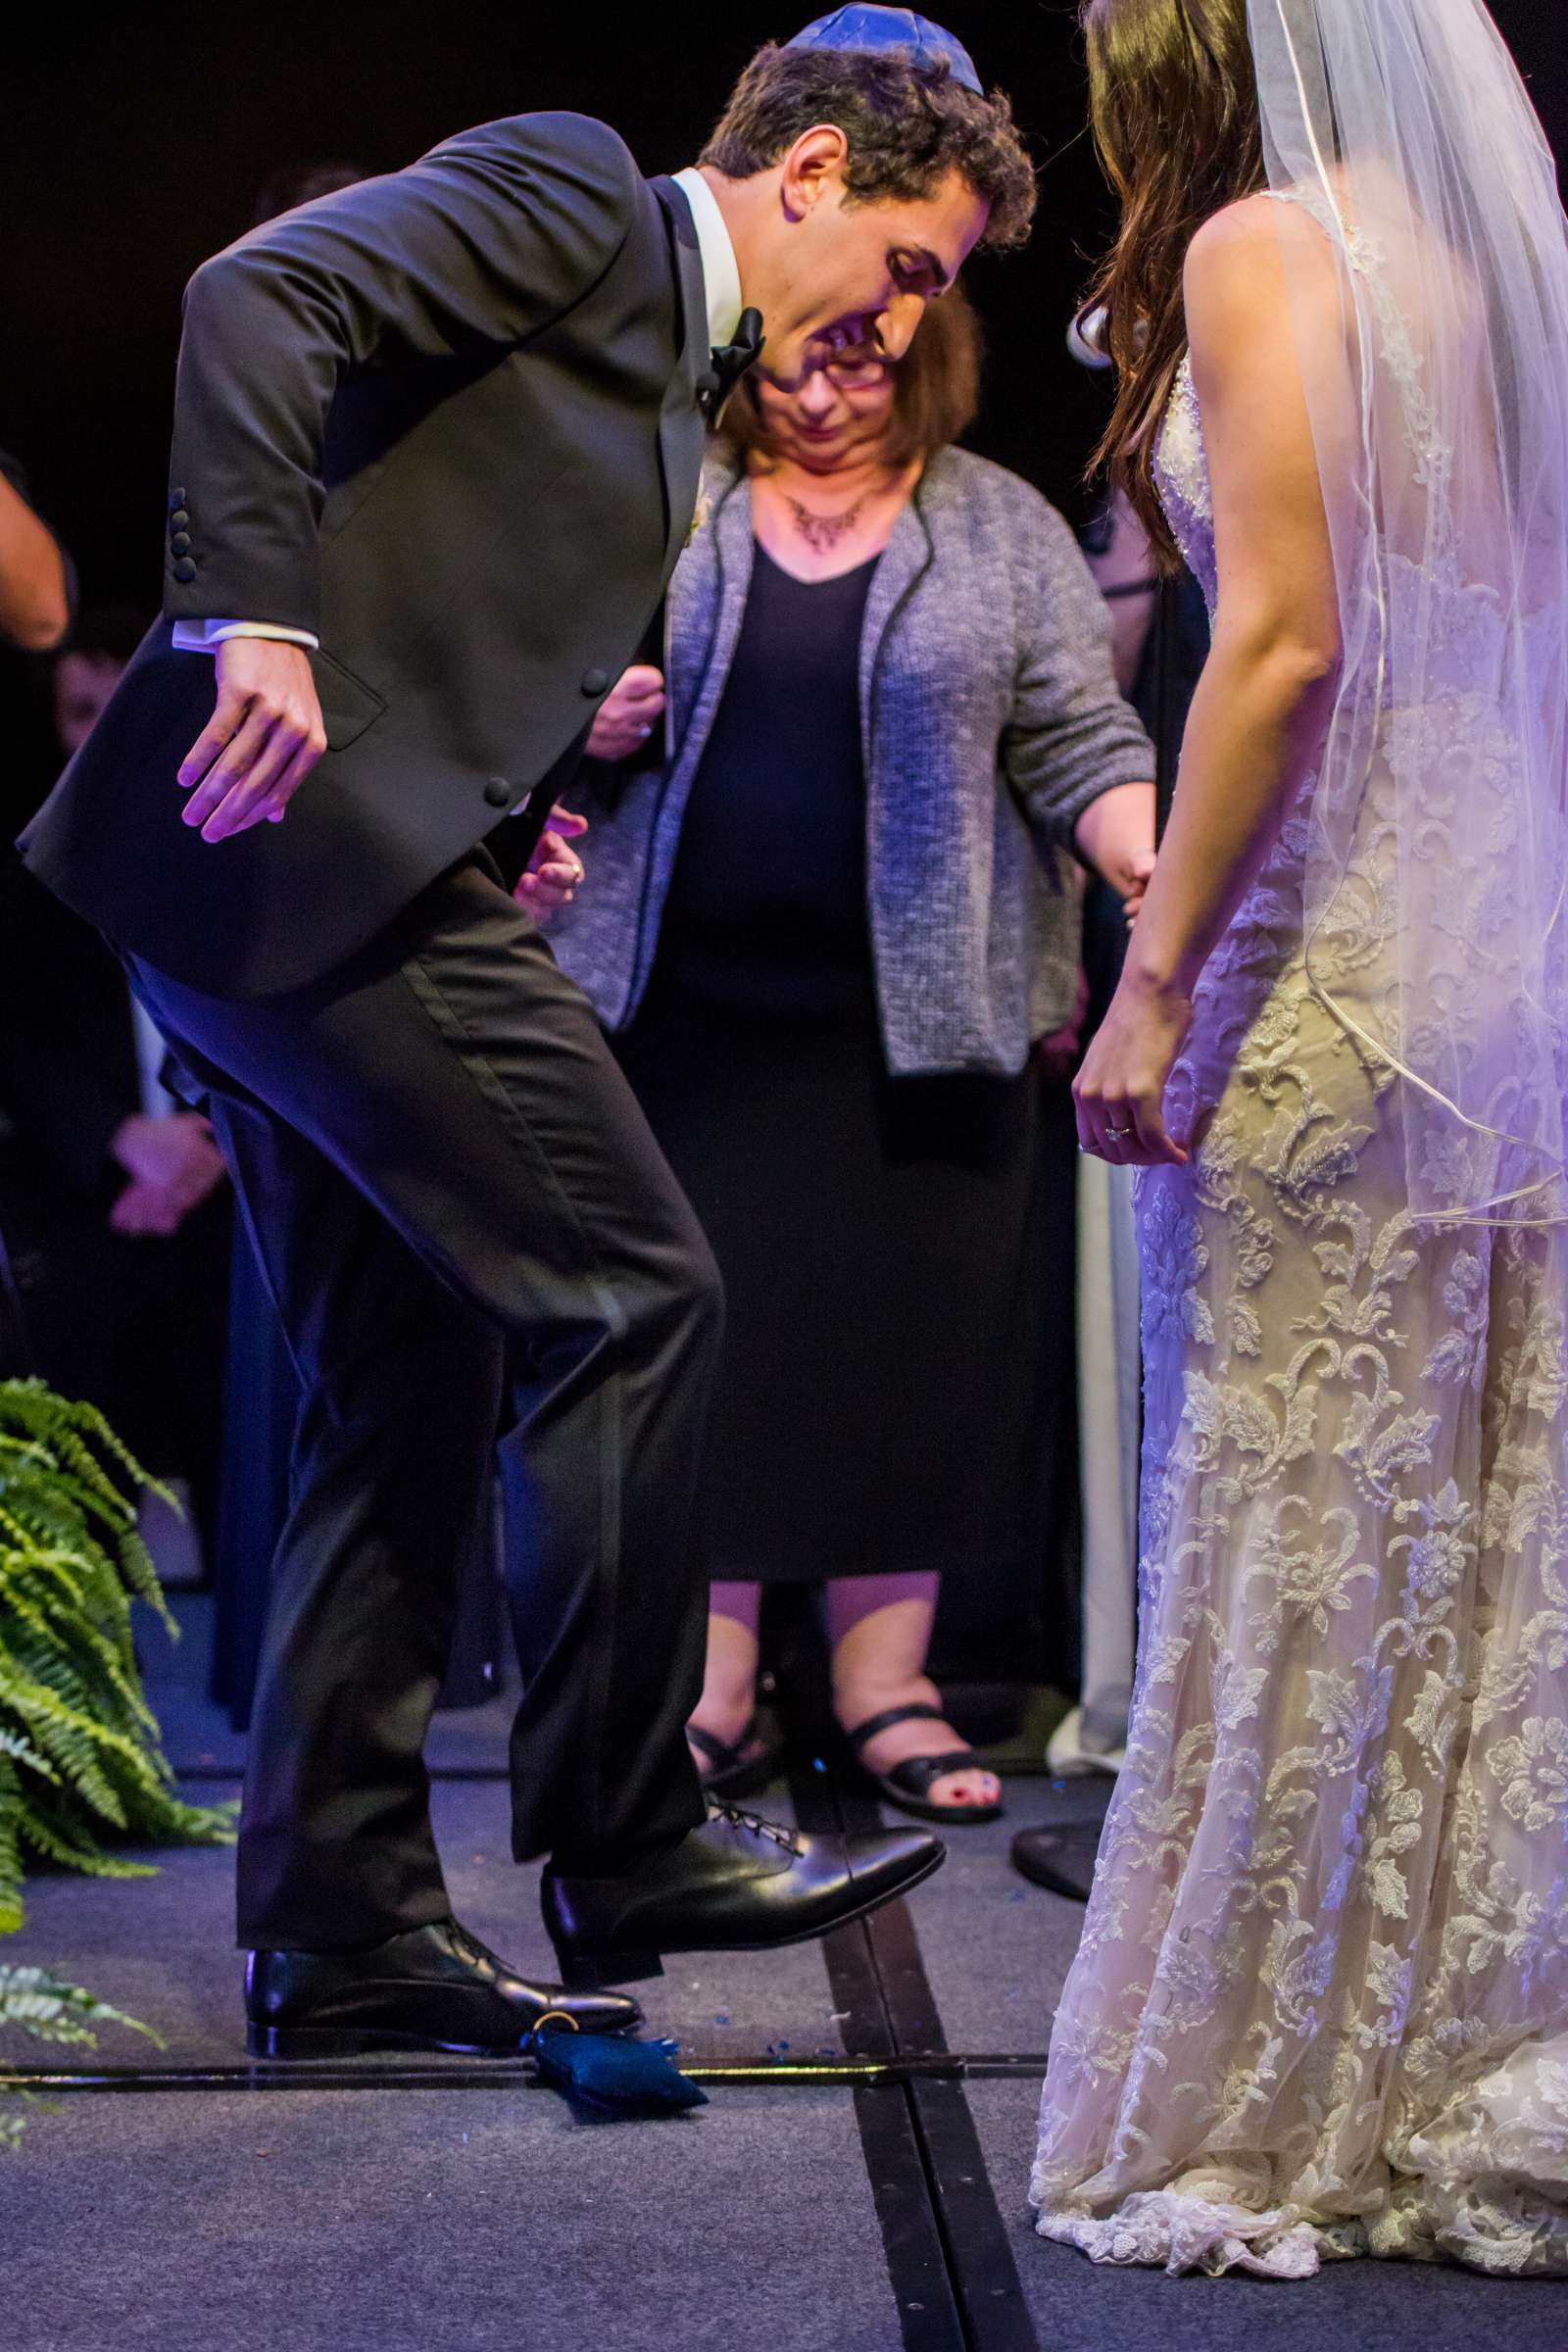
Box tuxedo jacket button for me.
[483,778,513,808]
[580,666,610,697]
[170,487,187,510]
[169,509,191,531]
[170,531,192,555]
[172,558,197,582]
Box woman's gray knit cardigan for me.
[549,447,1153,1075]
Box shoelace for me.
[448,1921,505,1973]
[707,1798,801,1854]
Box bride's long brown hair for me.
[1080,0,1266,569]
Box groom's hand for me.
[177,638,327,843]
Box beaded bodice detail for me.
[1152,355,1217,617]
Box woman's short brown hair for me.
[721,284,984,469]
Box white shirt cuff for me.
[171,618,320,654]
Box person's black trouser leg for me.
[131,855,718,1951]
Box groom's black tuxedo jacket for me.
[22,114,710,997]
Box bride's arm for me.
[1074,196,1347,1164]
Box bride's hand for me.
[514,805,588,915]
[1073,968,1193,1165]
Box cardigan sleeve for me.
[999,485,1154,845]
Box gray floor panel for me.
[967,2078,1565,2352]
[905,1779,1109,2056]
[3,2085,902,2352]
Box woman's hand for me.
[1073,966,1193,1165]
[514,805,588,915]
[109,1111,228,1235]
[1074,781,1157,919]
[586,665,665,761]
[1121,846,1157,922]
[1037,969,1090,1080]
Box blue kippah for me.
[785,7,984,95]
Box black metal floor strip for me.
[789,1759,966,2350]
[854,2082,969,2352]
[0,2052,1051,2096]
[840,1778,1040,2352]
[790,1760,1040,2352]
[906,2080,1039,2352]
[170,1765,514,1785]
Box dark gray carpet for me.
[968,2079,1566,2352]
[136,1592,245,1775]
[6,1776,851,2069]
[3,2085,901,2352]
[907,1778,1109,2056]
[141,1593,519,1780]
[16,1603,1561,2352]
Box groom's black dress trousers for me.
[132,857,719,1947]
[21,116,719,1948]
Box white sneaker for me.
[1046,1703,1125,1778]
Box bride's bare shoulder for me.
[1187,189,1336,278]
[1183,191,1340,343]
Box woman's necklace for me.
[781,489,870,557]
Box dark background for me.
[1,0,1562,617]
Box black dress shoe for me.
[1009,1826,1100,1903]
[245,1916,642,2057]
[541,1800,945,1986]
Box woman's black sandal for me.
[845,1702,1004,1825]
[687,1718,783,1800]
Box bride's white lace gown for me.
[1031,333,1568,2279]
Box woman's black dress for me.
[613,544,1073,1590]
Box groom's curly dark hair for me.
[700,45,1037,251]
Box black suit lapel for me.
[650,176,711,584]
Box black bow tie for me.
[697,308,765,421]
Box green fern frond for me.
[0,1382,214,2147]
[0,1962,157,2047]
[0,1759,24,1936]
[0,1962,160,2147]
[0,1380,231,1949]
[0,1728,54,1781]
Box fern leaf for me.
[0,1378,229,1939]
